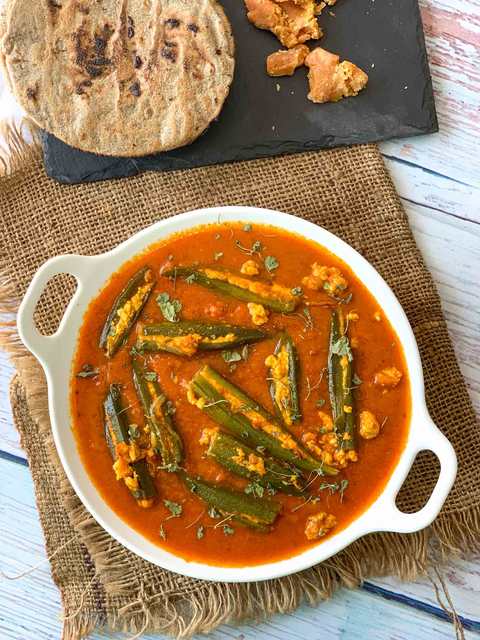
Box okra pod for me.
[204,430,304,495]
[266,332,300,426]
[165,266,298,313]
[182,473,281,530]
[103,384,157,507]
[136,321,266,355]
[190,365,338,475]
[100,266,155,357]
[131,358,183,467]
[328,309,356,450]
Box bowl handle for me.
[374,415,457,533]
[17,254,93,365]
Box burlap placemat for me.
[1,125,479,640]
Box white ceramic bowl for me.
[17,206,457,583]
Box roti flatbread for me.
[0,0,235,156]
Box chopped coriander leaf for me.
[144,371,157,382]
[156,292,182,322]
[252,240,262,253]
[291,287,303,297]
[331,336,353,362]
[264,255,279,273]
[222,350,242,364]
[196,525,205,539]
[316,399,326,408]
[352,373,362,385]
[223,525,235,535]
[163,500,182,517]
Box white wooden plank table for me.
[1,0,479,637]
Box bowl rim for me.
[16,205,457,583]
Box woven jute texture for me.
[1,127,479,640]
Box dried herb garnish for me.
[157,292,182,322]
[319,479,349,502]
[222,350,242,364]
[196,525,205,539]
[264,255,279,273]
[244,481,265,498]
[223,524,235,535]
[235,239,262,256]
[164,500,182,517]
[208,506,221,519]
[128,424,140,440]
[331,336,353,362]
[76,364,99,378]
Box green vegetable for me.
[103,384,157,505]
[190,366,338,475]
[182,473,281,531]
[99,267,155,357]
[131,357,183,466]
[328,309,356,450]
[266,332,300,426]
[165,266,298,313]
[205,430,304,495]
[136,321,267,355]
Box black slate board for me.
[42,0,437,184]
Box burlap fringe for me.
[0,119,41,177]
[1,122,479,639]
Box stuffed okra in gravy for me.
[71,222,410,567]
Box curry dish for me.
[71,222,410,567]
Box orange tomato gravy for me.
[71,222,410,567]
